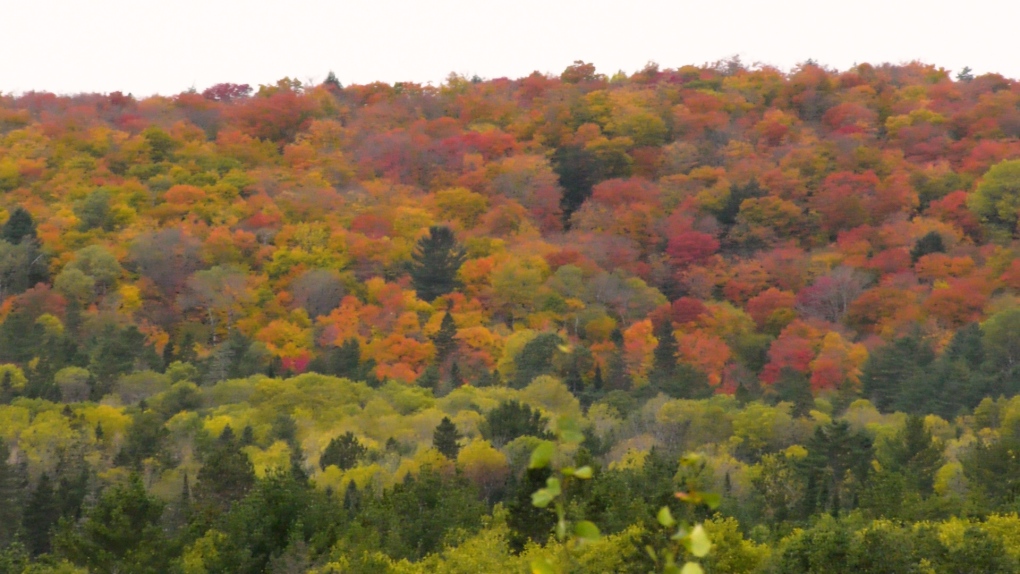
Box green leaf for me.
[574,520,601,541]
[574,465,593,479]
[664,566,682,574]
[657,506,676,527]
[530,558,555,574]
[545,477,561,497]
[529,441,555,469]
[680,562,704,574]
[532,489,555,508]
[689,525,711,558]
[558,416,585,443]
[702,492,721,510]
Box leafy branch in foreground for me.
[527,417,713,574]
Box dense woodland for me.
[3,59,1020,572]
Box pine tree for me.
[432,311,458,362]
[650,318,678,386]
[409,226,465,302]
[1,207,37,245]
[0,440,27,548]
[320,432,366,471]
[323,70,343,92]
[433,417,462,459]
[194,426,255,511]
[23,473,59,555]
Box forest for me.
[2,59,1020,572]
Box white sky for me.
[1,0,1015,96]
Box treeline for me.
[2,368,1020,572]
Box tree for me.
[320,432,366,471]
[0,440,27,548]
[433,416,462,459]
[1,207,36,245]
[882,415,943,496]
[54,474,166,574]
[431,311,458,363]
[194,426,256,512]
[797,421,873,516]
[290,268,345,319]
[969,159,1020,238]
[479,400,550,446]
[910,231,946,262]
[22,473,60,556]
[409,226,466,302]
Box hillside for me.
[3,60,1020,572]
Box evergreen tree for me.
[323,70,343,91]
[650,318,678,384]
[415,364,440,391]
[22,473,59,556]
[432,416,462,459]
[479,400,550,446]
[409,226,465,302]
[883,415,943,496]
[910,231,946,262]
[194,426,255,512]
[431,311,458,362]
[1,207,36,245]
[320,432,366,471]
[54,474,166,574]
[0,440,27,548]
[798,421,873,516]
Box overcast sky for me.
[1,0,1014,96]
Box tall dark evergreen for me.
[194,426,255,512]
[432,416,462,459]
[320,432,366,471]
[479,400,550,446]
[22,473,59,556]
[650,318,678,385]
[1,207,37,245]
[431,311,458,363]
[409,226,465,302]
[0,440,27,548]
[910,231,946,262]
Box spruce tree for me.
[23,473,59,555]
[433,416,462,459]
[432,311,458,362]
[1,207,37,245]
[0,440,27,548]
[194,426,255,511]
[409,226,465,302]
[650,318,678,387]
[320,432,366,471]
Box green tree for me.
[320,432,366,471]
[22,473,60,556]
[409,226,465,302]
[479,400,550,446]
[54,474,166,574]
[432,416,462,459]
[797,421,874,516]
[882,415,943,496]
[909,231,946,262]
[1,207,36,245]
[431,311,458,363]
[0,440,27,548]
[969,159,1020,238]
[194,426,256,512]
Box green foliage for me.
[409,226,465,302]
[320,431,367,471]
[432,416,462,459]
[54,474,166,574]
[480,400,551,446]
